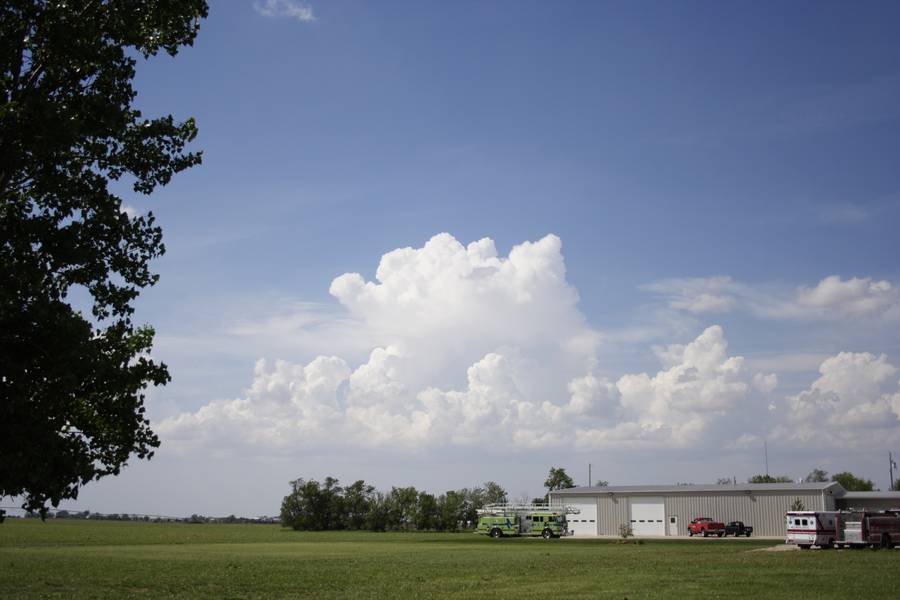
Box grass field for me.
[1,519,897,599]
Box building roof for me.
[549,482,844,495]
[840,491,900,500]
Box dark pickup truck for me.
[724,521,753,537]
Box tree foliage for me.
[804,469,829,483]
[481,481,507,505]
[279,478,505,532]
[748,474,793,483]
[831,471,876,492]
[544,467,575,496]
[0,0,208,513]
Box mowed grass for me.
[1,520,898,599]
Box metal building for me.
[837,491,900,511]
[549,482,843,537]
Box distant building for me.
[837,491,900,512]
[549,482,900,537]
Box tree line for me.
[279,467,583,532]
[738,469,880,491]
[279,477,510,532]
[16,510,277,525]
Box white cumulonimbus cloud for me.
[770,352,900,448]
[159,232,897,457]
[159,234,783,454]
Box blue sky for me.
[62,1,900,517]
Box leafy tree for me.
[280,477,345,531]
[438,490,467,531]
[544,467,575,497]
[0,0,208,514]
[482,481,507,505]
[716,477,734,485]
[280,478,319,530]
[457,487,482,527]
[364,492,390,532]
[318,476,344,530]
[415,492,439,531]
[790,498,806,511]
[831,472,875,492]
[804,469,829,483]
[343,480,375,530]
[387,486,419,530]
[893,478,900,492]
[748,474,793,483]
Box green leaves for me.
[0,0,208,513]
[544,467,575,493]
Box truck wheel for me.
[490,528,502,539]
[688,531,693,537]
[542,529,553,540]
[745,532,751,537]
[702,531,708,537]
[717,532,723,538]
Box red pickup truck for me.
[688,517,725,537]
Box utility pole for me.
[764,441,769,478]
[890,452,896,491]
[588,463,592,488]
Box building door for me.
[565,500,598,536]
[630,497,665,536]
[667,515,678,536]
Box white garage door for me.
[565,500,598,536]
[630,497,665,537]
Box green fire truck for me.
[476,503,577,539]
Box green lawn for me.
[0,519,897,599]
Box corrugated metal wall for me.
[558,490,832,536]
[597,495,628,535]
[661,491,825,537]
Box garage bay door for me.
[630,497,665,536]
[565,500,598,536]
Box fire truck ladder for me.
[477,503,581,515]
